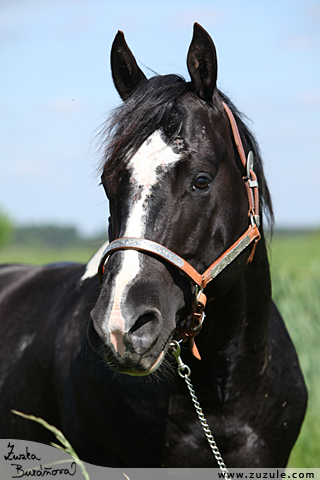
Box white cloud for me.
[298,88,320,108]
[2,159,48,178]
[307,3,320,21]
[42,97,84,114]
[282,34,315,51]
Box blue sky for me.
[1,0,320,235]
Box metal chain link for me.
[170,340,230,479]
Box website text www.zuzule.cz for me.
[218,473,315,479]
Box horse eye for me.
[193,176,211,190]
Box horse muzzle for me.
[87,306,173,376]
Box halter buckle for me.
[177,288,207,339]
[250,213,260,229]
[246,151,253,177]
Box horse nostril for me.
[129,312,157,334]
[126,310,161,354]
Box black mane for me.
[218,90,274,228]
[100,74,273,227]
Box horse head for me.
[88,24,264,375]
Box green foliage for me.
[0,209,13,248]
[0,223,108,265]
[12,410,131,479]
[270,230,320,467]
[12,410,90,480]
[12,225,82,249]
[0,244,94,266]
[0,223,107,264]
[12,225,107,250]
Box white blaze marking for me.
[107,130,181,352]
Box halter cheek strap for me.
[97,102,261,359]
[223,102,260,229]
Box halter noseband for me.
[97,102,261,359]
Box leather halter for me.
[97,102,261,359]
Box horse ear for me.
[111,31,147,100]
[187,23,218,102]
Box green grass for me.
[269,231,320,467]
[0,245,94,266]
[12,410,90,480]
[1,231,319,467]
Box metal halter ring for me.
[191,312,206,333]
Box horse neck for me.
[195,232,271,378]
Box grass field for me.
[0,244,95,266]
[269,231,320,467]
[0,231,319,467]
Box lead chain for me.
[170,340,230,479]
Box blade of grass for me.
[11,410,90,480]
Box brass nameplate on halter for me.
[210,235,251,280]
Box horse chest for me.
[162,388,274,467]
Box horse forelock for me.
[100,75,189,179]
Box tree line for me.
[0,209,107,250]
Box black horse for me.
[0,24,307,468]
